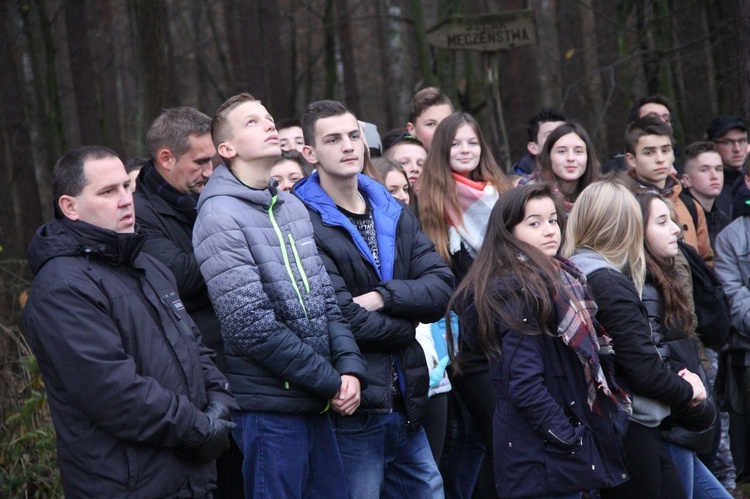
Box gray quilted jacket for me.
[193,165,366,413]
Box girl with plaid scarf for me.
[449,183,630,498]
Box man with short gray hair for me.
[134,107,244,497]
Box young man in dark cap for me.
[707,114,749,218]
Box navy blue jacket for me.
[294,173,455,430]
[459,276,629,498]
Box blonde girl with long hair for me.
[564,181,707,499]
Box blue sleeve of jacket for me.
[503,330,580,445]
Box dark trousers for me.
[423,392,449,464]
[441,371,497,499]
[601,422,686,499]
[728,365,750,483]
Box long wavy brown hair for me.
[636,192,694,338]
[415,112,511,264]
[448,183,568,366]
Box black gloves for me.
[204,401,233,422]
[179,402,236,464]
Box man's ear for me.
[625,152,637,170]
[406,122,416,136]
[156,148,175,170]
[681,173,692,188]
[527,141,539,156]
[217,142,237,161]
[302,145,318,164]
[58,195,80,221]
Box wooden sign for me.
[427,10,537,52]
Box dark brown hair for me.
[536,122,601,204]
[636,192,694,337]
[625,114,674,155]
[448,183,568,366]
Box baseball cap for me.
[706,115,747,141]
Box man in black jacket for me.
[134,108,244,497]
[134,107,220,358]
[295,100,455,499]
[23,146,237,498]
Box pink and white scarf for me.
[446,173,498,257]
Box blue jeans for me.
[664,442,732,498]
[233,411,347,499]
[331,411,444,499]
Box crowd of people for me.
[19,85,750,499]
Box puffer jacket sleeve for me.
[23,276,211,448]
[318,256,368,384]
[317,247,416,352]
[374,210,455,324]
[586,268,693,409]
[715,220,750,336]
[193,207,342,399]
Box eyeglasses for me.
[714,138,748,147]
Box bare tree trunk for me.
[64,0,103,145]
[408,0,438,88]
[532,0,562,106]
[0,3,44,256]
[323,0,337,99]
[19,0,67,176]
[128,0,172,127]
[259,2,293,118]
[577,0,606,146]
[335,0,360,115]
[483,53,510,171]
[738,0,750,122]
[374,0,395,127]
[91,0,124,154]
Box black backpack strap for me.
[679,191,699,229]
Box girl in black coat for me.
[564,181,708,499]
[636,192,729,498]
[450,183,629,498]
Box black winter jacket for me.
[572,251,694,414]
[641,281,717,451]
[294,173,455,430]
[134,162,225,365]
[23,217,236,498]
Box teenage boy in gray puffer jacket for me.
[194,93,367,499]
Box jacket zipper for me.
[287,234,310,293]
[267,195,308,318]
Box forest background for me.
[1,0,750,496]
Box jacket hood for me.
[27,217,146,275]
[197,164,281,212]
[293,172,403,281]
[569,248,621,277]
